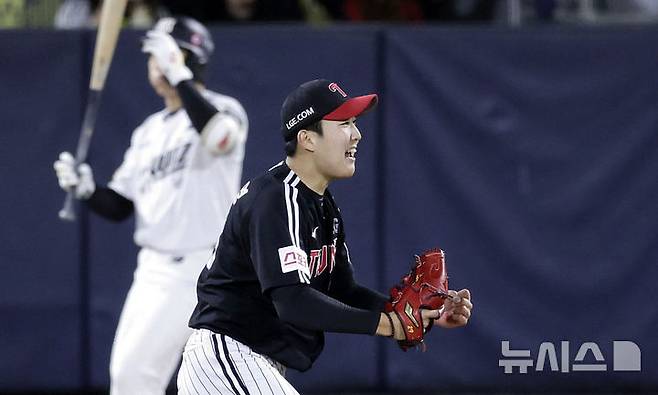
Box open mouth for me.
[345,147,357,160]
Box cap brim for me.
[323,94,378,121]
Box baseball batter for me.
[53,17,248,395]
[177,79,473,394]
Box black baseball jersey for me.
[189,161,358,371]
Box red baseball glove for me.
[385,248,450,351]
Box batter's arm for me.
[86,186,134,221]
[177,81,218,132]
[177,82,244,155]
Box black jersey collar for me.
[277,161,326,200]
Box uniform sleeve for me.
[86,186,134,221]
[177,80,218,133]
[107,125,144,200]
[200,95,248,155]
[271,285,380,334]
[329,241,389,311]
[249,183,311,293]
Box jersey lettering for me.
[317,245,328,276]
[329,244,336,273]
[149,142,192,180]
[309,249,320,277]
[308,244,336,278]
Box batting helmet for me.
[149,16,215,82]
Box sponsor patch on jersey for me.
[278,245,309,276]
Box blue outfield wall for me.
[0,25,657,393]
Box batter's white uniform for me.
[107,90,248,395]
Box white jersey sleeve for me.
[107,122,150,201]
[200,93,248,155]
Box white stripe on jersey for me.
[283,170,294,184]
[290,177,310,283]
[282,171,309,284]
[283,171,300,248]
[283,184,296,247]
[290,176,301,188]
[290,175,302,248]
[344,242,352,265]
[268,161,284,171]
[291,187,300,247]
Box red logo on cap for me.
[328,82,347,98]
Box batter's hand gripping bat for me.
[59,0,128,221]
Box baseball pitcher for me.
[176,79,473,394]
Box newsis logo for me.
[499,340,641,374]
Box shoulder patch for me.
[278,245,310,284]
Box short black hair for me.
[285,120,323,157]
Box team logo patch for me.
[278,245,309,276]
[328,82,347,97]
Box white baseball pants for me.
[178,328,299,395]
[109,247,211,395]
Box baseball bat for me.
[59,0,128,221]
